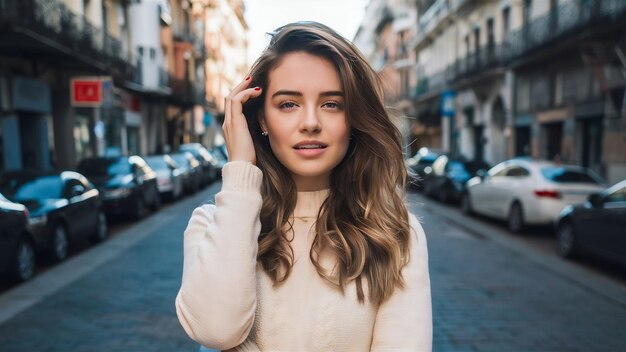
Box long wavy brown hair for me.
[242,22,412,306]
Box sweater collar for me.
[293,189,330,218]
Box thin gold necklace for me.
[291,215,316,223]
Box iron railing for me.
[414,0,626,99]
[0,0,131,70]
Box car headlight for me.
[28,214,47,226]
[104,188,132,199]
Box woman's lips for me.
[293,146,327,157]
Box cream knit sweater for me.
[176,162,432,351]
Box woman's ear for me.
[258,110,268,133]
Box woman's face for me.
[260,51,350,191]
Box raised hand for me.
[223,77,263,165]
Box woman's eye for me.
[322,101,343,110]
[279,102,298,110]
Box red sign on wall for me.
[71,77,105,107]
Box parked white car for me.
[461,158,606,233]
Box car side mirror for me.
[70,185,84,198]
[587,193,603,208]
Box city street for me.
[0,181,625,352]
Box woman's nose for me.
[300,106,321,133]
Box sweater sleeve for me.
[370,213,433,352]
[175,161,263,350]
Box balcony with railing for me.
[0,0,132,75]
[130,61,172,95]
[503,0,626,64]
[413,0,626,100]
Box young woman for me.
[176,22,432,351]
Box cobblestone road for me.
[0,184,624,351]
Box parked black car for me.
[405,147,443,190]
[0,171,107,262]
[556,179,626,266]
[145,154,185,201]
[78,156,160,220]
[0,193,35,282]
[170,152,203,194]
[179,143,219,185]
[209,148,227,177]
[423,156,490,203]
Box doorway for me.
[515,126,531,156]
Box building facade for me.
[410,0,626,184]
[354,0,418,154]
[0,0,245,173]
[203,0,248,145]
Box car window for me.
[0,175,63,200]
[171,154,189,168]
[79,158,131,176]
[146,157,168,171]
[505,166,530,177]
[605,185,626,203]
[541,167,602,184]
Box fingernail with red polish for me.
[254,87,261,91]
[245,76,250,81]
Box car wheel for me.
[92,211,108,243]
[134,197,146,220]
[557,221,578,259]
[507,202,524,233]
[51,223,69,262]
[461,192,473,215]
[12,236,36,282]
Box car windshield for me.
[541,167,603,184]
[145,157,168,171]
[0,175,63,200]
[448,161,468,174]
[171,154,189,167]
[417,154,438,165]
[79,158,131,176]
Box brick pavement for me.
[409,194,626,352]
[0,185,625,351]
[0,182,222,352]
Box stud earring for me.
[261,131,268,136]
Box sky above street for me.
[243,0,368,65]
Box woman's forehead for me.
[267,52,342,94]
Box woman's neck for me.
[292,172,330,192]
[293,188,330,218]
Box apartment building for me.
[0,0,235,172]
[411,0,626,183]
[354,0,418,154]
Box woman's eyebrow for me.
[319,91,343,97]
[271,90,344,98]
[272,90,302,98]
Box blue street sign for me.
[441,90,456,117]
[203,111,213,127]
